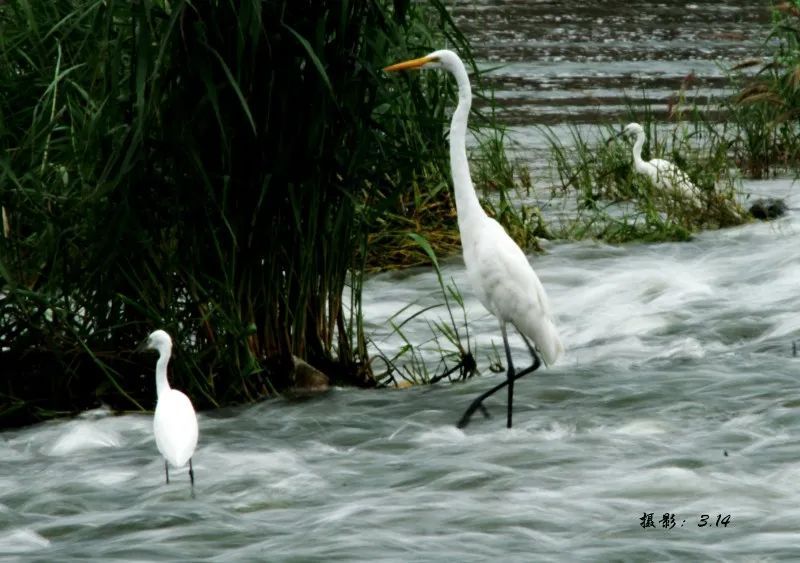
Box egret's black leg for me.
[189,459,194,487]
[503,324,515,429]
[457,325,541,429]
[457,375,515,429]
[520,333,542,372]
[165,460,170,484]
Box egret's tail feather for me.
[517,317,563,366]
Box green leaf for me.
[407,232,439,269]
[283,23,336,102]
[207,46,258,135]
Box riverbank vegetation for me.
[0,0,520,426]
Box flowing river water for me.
[3,1,799,561]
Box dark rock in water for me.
[748,198,787,220]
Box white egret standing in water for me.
[620,122,701,201]
[145,329,198,486]
[384,50,564,429]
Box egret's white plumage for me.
[146,329,198,485]
[623,122,700,201]
[385,50,563,428]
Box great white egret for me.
[384,50,564,429]
[145,329,198,486]
[620,122,701,202]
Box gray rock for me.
[291,356,330,392]
[748,198,787,220]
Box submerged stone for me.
[748,198,787,220]
[291,356,330,392]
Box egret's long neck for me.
[449,63,484,227]
[632,130,648,173]
[155,348,171,398]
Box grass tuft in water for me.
[542,91,748,242]
[372,234,477,388]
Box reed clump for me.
[0,0,525,426]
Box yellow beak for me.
[383,55,436,72]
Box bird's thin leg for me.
[503,324,515,429]
[457,325,542,429]
[189,458,194,487]
[502,325,545,428]
[165,460,170,484]
[457,374,514,429]
[519,333,542,374]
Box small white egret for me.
[385,50,564,429]
[620,122,701,201]
[144,329,198,486]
